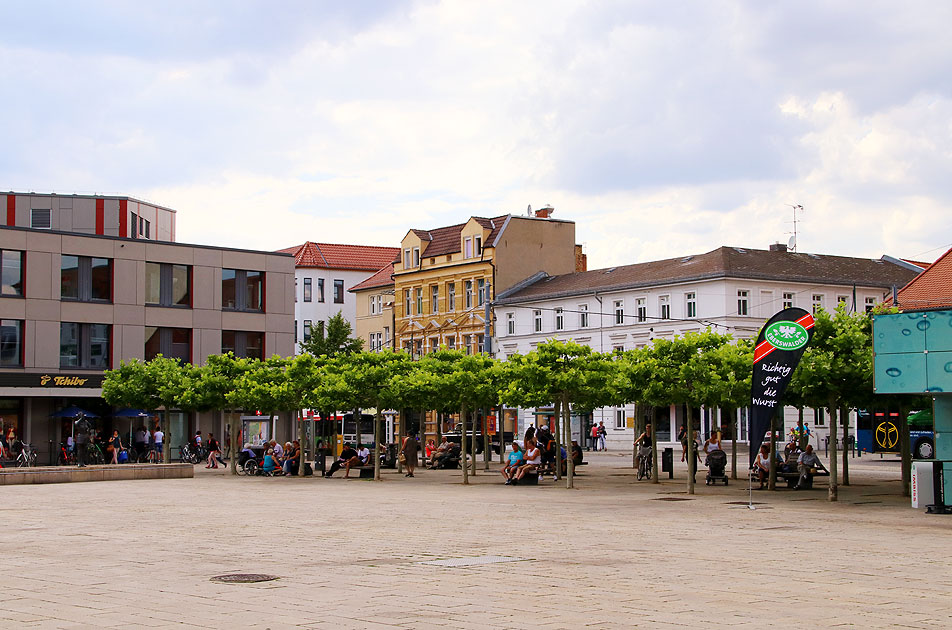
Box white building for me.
[494,244,923,450]
[278,242,399,352]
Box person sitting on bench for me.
[325,443,358,477]
[344,443,369,478]
[262,448,283,475]
[429,437,450,468]
[753,444,771,489]
[514,438,541,483]
[794,445,826,490]
[502,442,524,484]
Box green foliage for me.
[298,311,363,358]
[500,340,616,412]
[102,355,190,412]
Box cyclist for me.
[635,423,653,479]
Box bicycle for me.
[56,442,75,466]
[637,448,653,481]
[86,443,105,465]
[15,442,37,468]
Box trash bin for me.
[661,447,674,479]
[314,452,326,476]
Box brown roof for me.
[892,246,952,311]
[349,263,394,292]
[401,215,510,260]
[497,246,922,303]
[277,241,400,271]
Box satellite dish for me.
[527,204,532,216]
[788,235,796,249]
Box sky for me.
[2,1,951,268]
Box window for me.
[412,247,420,267]
[736,290,749,316]
[555,307,564,331]
[614,300,624,325]
[464,237,473,258]
[659,295,670,320]
[370,295,378,315]
[429,336,439,354]
[303,320,312,342]
[294,320,298,344]
[60,323,110,369]
[333,279,344,304]
[139,217,150,238]
[303,278,312,302]
[431,285,439,314]
[446,336,456,350]
[783,292,794,309]
[475,236,482,256]
[685,292,696,318]
[415,288,423,314]
[131,213,138,238]
[579,304,589,328]
[317,278,324,302]
[222,269,263,312]
[144,327,190,363]
[837,295,849,308]
[1,250,23,297]
[636,298,646,323]
[0,320,23,366]
[463,334,472,354]
[865,297,876,313]
[534,310,543,332]
[31,208,51,229]
[477,279,486,306]
[447,282,456,311]
[506,312,515,335]
[294,279,298,303]
[145,263,190,307]
[404,290,412,316]
[370,332,382,352]
[404,249,411,268]
[465,280,473,308]
[615,409,626,430]
[812,294,823,314]
[477,334,485,353]
[61,256,111,302]
[814,408,825,427]
[383,326,390,345]
[221,331,264,360]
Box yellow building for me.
[393,210,582,357]
[349,263,395,352]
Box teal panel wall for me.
[874,312,927,354]
[935,397,952,461]
[873,310,952,394]
[875,353,928,394]
[926,351,952,394]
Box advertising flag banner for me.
[749,307,815,462]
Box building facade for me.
[0,193,295,463]
[278,241,399,353]
[494,244,924,449]
[349,263,395,352]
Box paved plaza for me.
[1,450,950,629]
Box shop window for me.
[60,323,110,369]
[61,256,111,302]
[0,250,24,297]
[222,269,263,312]
[145,327,191,363]
[145,263,191,307]
[222,331,264,360]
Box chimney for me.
[535,205,554,219]
[769,243,787,252]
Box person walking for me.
[108,430,123,464]
[590,423,600,451]
[205,433,221,469]
[597,421,607,451]
[401,431,420,477]
[153,425,164,463]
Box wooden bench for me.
[750,467,830,489]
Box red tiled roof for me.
[402,215,510,259]
[277,242,400,271]
[349,263,394,292]
[893,246,952,311]
[497,246,922,304]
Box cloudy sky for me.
[2,1,950,268]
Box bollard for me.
[661,447,674,479]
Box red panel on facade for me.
[6,195,15,226]
[95,198,105,235]
[118,199,127,237]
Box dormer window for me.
[404,249,411,269]
[412,247,420,267]
[475,236,482,256]
[464,237,473,258]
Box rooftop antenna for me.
[785,204,803,252]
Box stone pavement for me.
[1,450,949,629]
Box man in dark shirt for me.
[794,445,826,489]
[324,443,358,477]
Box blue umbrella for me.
[112,409,150,418]
[50,406,99,419]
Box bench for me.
[750,467,830,489]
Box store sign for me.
[0,373,105,388]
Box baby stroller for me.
[705,449,729,486]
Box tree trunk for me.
[687,408,696,495]
[373,409,382,481]
[840,406,850,486]
[470,409,477,477]
[483,408,491,470]
[564,395,574,489]
[298,410,306,478]
[632,403,640,469]
[651,406,659,484]
[828,404,839,502]
[768,411,777,491]
[397,409,404,475]
[900,404,911,497]
[729,407,737,480]
[552,398,561,481]
[461,403,469,485]
[228,422,238,475]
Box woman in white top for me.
[515,439,542,482]
[753,444,771,489]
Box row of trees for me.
[101,305,925,499]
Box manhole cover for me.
[418,556,526,568]
[652,497,694,501]
[210,574,279,583]
[725,501,766,505]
